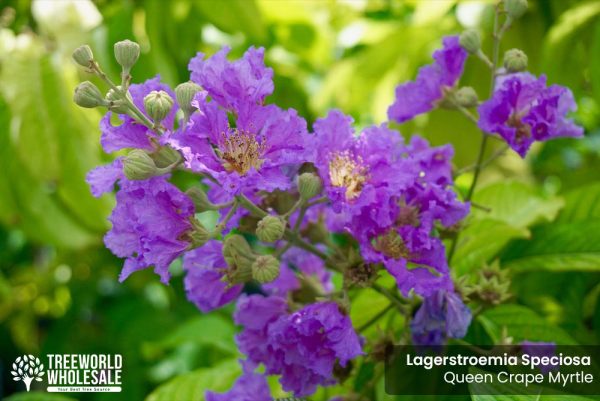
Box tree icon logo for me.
[11,355,45,392]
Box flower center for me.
[328,151,369,201]
[373,229,409,260]
[507,113,531,144]
[219,128,265,175]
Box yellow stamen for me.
[373,229,409,260]
[328,151,369,201]
[218,128,265,175]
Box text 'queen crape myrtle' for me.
[72,0,583,398]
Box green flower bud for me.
[454,86,479,108]
[185,187,218,212]
[105,86,132,114]
[223,234,254,269]
[459,29,481,54]
[123,149,158,180]
[188,218,210,248]
[114,39,140,73]
[175,81,202,121]
[503,48,528,73]
[504,0,528,20]
[223,234,255,285]
[297,172,322,200]
[251,255,280,284]
[144,90,174,125]
[73,81,107,108]
[151,145,181,168]
[72,44,94,67]
[256,215,285,243]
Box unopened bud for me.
[114,40,140,73]
[72,45,94,67]
[186,187,218,212]
[152,146,181,168]
[252,255,280,284]
[223,235,254,269]
[73,81,107,108]
[123,149,158,180]
[298,172,322,200]
[503,48,528,73]
[223,235,255,285]
[455,87,479,108]
[459,30,481,54]
[175,81,202,121]
[106,86,133,114]
[144,90,174,124]
[188,218,210,248]
[504,0,528,19]
[256,215,285,243]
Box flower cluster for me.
[74,4,584,396]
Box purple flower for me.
[410,290,472,346]
[235,297,363,397]
[104,176,195,283]
[189,46,273,115]
[100,76,178,153]
[170,49,309,198]
[478,73,583,157]
[235,294,289,365]
[388,36,467,123]
[312,110,412,225]
[183,240,242,312]
[353,136,469,296]
[266,302,363,396]
[264,247,333,295]
[86,158,124,197]
[206,361,271,401]
[521,341,558,374]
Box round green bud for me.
[105,86,132,114]
[222,235,255,285]
[123,149,158,180]
[185,187,218,212]
[73,81,107,108]
[256,215,285,243]
[459,29,481,54]
[188,218,210,248]
[297,172,322,200]
[151,145,181,168]
[144,90,174,124]
[175,81,202,120]
[503,48,528,73]
[114,39,140,73]
[504,0,528,20]
[251,255,280,284]
[454,87,479,108]
[72,45,94,67]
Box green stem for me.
[371,283,407,312]
[213,201,239,235]
[449,2,506,263]
[236,194,332,266]
[358,303,394,332]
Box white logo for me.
[11,355,45,392]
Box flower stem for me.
[235,194,332,266]
[358,303,395,332]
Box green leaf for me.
[472,181,564,229]
[0,36,110,248]
[194,0,267,43]
[453,219,529,275]
[145,359,241,401]
[3,392,78,401]
[153,314,237,355]
[556,183,600,223]
[478,304,576,345]
[501,221,600,272]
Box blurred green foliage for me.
[1,0,600,400]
